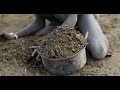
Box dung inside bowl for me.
[41,46,87,76]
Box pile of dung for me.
[38,26,87,59]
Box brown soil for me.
[0,14,120,76]
[39,26,86,59]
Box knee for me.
[88,40,109,59]
[91,47,107,59]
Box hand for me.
[30,46,41,61]
[0,32,18,42]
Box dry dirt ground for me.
[0,14,120,76]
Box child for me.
[0,14,108,59]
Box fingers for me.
[30,46,40,57]
[31,48,41,61]
[30,46,40,49]
[36,54,41,61]
[31,48,38,57]
[30,46,41,61]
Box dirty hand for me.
[30,46,41,61]
[0,32,18,42]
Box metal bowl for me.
[41,46,87,76]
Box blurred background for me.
[0,14,119,76]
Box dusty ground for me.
[0,14,120,76]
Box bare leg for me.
[15,14,45,38]
[35,14,78,36]
[35,15,61,36]
[77,14,109,59]
[53,14,68,22]
[35,22,61,36]
[53,14,78,27]
[94,14,99,21]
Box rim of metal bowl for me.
[40,45,86,61]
